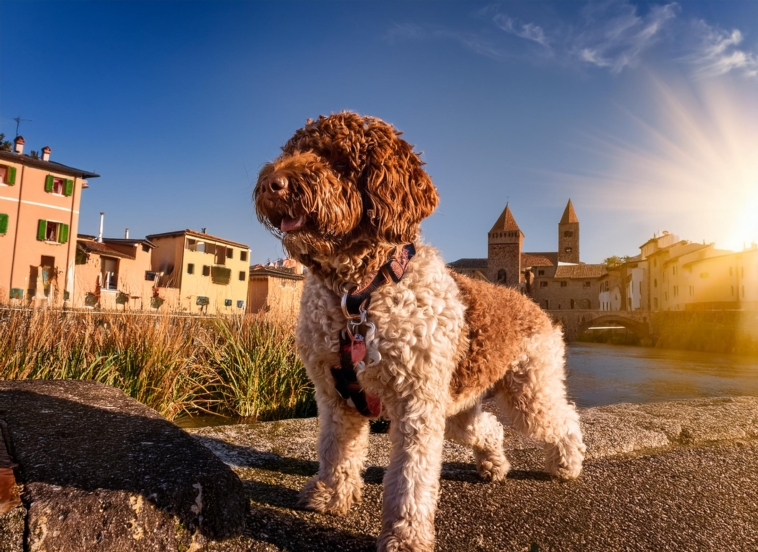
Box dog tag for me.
[351,333,367,364]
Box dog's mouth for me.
[280,214,305,233]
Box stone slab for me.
[0,380,247,551]
[188,396,758,551]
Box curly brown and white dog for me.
[255,112,585,552]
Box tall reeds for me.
[0,309,315,422]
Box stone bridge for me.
[546,310,651,342]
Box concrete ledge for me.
[0,380,247,551]
[188,396,758,551]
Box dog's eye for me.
[333,161,349,174]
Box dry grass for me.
[0,308,315,422]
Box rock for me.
[0,380,247,551]
[0,420,24,552]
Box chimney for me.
[13,136,24,155]
[41,146,51,161]
[124,228,129,239]
[201,228,207,234]
[98,212,104,243]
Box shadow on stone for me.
[0,381,247,551]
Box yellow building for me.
[146,229,250,314]
[1,138,99,305]
[247,259,305,320]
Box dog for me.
[255,112,585,551]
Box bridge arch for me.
[576,314,650,338]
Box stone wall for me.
[487,243,521,286]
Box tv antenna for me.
[12,116,32,137]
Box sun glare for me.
[566,75,758,252]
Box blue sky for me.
[2,1,757,264]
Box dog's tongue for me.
[280,215,304,232]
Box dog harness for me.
[331,243,416,417]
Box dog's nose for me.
[265,175,288,195]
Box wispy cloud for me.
[687,21,758,78]
[383,22,509,61]
[569,2,679,73]
[493,14,550,48]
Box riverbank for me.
[0,308,315,422]
[3,380,757,551]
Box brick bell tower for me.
[558,199,580,264]
[487,203,524,287]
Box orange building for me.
[0,138,99,305]
[247,259,305,319]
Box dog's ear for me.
[360,118,439,243]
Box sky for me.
[2,1,757,265]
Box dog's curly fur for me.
[255,112,585,552]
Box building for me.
[449,199,607,310]
[0,138,99,305]
[73,231,181,310]
[248,259,305,319]
[146,229,250,314]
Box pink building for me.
[0,138,99,305]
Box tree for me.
[602,255,631,269]
[0,133,11,152]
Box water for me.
[566,342,758,408]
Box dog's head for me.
[254,112,438,265]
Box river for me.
[566,342,758,408]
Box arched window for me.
[497,269,507,284]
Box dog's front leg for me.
[298,389,369,515]
[378,398,446,552]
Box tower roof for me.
[490,204,523,233]
[560,199,578,224]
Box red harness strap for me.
[330,244,416,417]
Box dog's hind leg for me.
[298,388,369,515]
[495,326,585,480]
[445,401,510,482]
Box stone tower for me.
[558,199,580,264]
[487,204,524,287]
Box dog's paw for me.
[474,450,511,483]
[377,528,434,552]
[545,433,586,481]
[297,476,361,515]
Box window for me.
[544,300,549,309]
[673,266,677,275]
[211,266,231,285]
[240,250,248,262]
[654,279,658,288]
[570,299,575,309]
[101,257,119,290]
[186,239,196,250]
[0,164,16,185]
[202,265,210,276]
[731,286,734,296]
[654,298,659,308]
[565,247,573,253]
[226,248,233,259]
[583,281,591,288]
[239,271,246,281]
[560,281,567,287]
[45,175,73,196]
[497,269,506,283]
[141,244,150,253]
[654,259,657,267]
[215,246,226,265]
[145,271,158,281]
[563,231,573,237]
[0,213,8,235]
[538,270,545,276]
[187,263,195,275]
[540,281,548,288]
[224,299,232,307]
[237,300,245,309]
[36,219,69,243]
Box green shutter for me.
[0,214,8,234]
[64,179,74,196]
[8,167,16,185]
[45,175,54,193]
[59,223,69,244]
[37,219,47,241]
